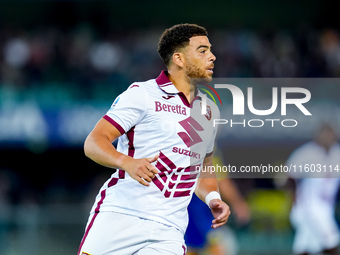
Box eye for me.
[200,50,206,54]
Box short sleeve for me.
[104,84,148,134]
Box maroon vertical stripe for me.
[77,189,106,255]
[126,126,136,157]
[108,170,126,187]
[118,169,125,179]
[78,121,132,255]
[182,245,186,255]
[77,212,99,255]
[94,190,107,213]
[108,177,119,187]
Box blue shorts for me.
[185,194,213,248]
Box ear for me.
[172,52,185,68]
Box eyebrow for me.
[196,45,212,51]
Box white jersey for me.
[287,141,340,209]
[89,71,219,233]
[287,141,340,253]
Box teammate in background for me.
[77,24,230,255]
[285,124,340,255]
[186,151,250,255]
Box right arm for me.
[84,118,158,186]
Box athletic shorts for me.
[290,204,340,254]
[78,211,186,255]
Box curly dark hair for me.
[157,23,208,66]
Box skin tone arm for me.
[195,154,231,229]
[84,118,159,186]
[219,178,250,224]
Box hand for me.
[122,154,159,186]
[209,199,231,229]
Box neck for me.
[167,69,196,103]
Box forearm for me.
[195,175,219,202]
[196,155,230,228]
[195,154,220,202]
[84,119,159,187]
[84,132,129,169]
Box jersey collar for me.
[156,70,202,107]
[156,70,201,96]
[156,70,180,94]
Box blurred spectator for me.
[4,37,30,68]
[1,25,340,101]
[285,124,340,255]
[1,35,30,87]
[89,41,122,73]
[320,29,340,76]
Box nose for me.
[210,52,216,62]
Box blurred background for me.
[1,0,340,254]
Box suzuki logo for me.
[177,117,204,147]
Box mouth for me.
[206,66,214,74]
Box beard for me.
[185,60,213,85]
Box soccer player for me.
[286,124,340,255]
[77,24,230,255]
